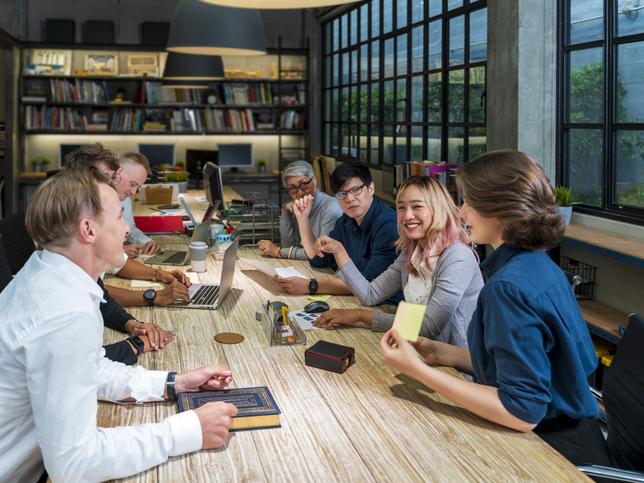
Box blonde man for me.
[0,168,236,482]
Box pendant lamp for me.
[167,0,266,56]
[163,52,224,80]
[199,0,356,8]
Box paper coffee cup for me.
[189,241,208,272]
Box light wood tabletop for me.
[101,247,588,482]
[132,187,242,217]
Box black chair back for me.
[603,313,644,471]
[0,235,13,292]
[0,212,36,274]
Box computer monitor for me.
[186,149,218,180]
[217,143,253,172]
[202,162,225,222]
[138,144,176,168]
[59,144,85,165]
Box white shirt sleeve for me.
[123,197,153,245]
[25,311,202,482]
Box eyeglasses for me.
[335,183,367,200]
[285,177,314,195]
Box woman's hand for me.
[314,236,350,268]
[293,194,314,220]
[380,329,424,376]
[411,336,442,366]
[314,308,372,330]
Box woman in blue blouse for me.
[380,150,607,464]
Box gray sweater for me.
[279,190,343,260]
[337,242,484,347]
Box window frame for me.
[557,0,644,225]
[321,0,487,169]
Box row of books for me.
[279,110,306,129]
[25,105,306,132]
[159,88,206,104]
[220,83,274,105]
[48,79,110,103]
[25,106,89,130]
[393,161,459,192]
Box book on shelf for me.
[177,386,281,431]
[279,110,306,129]
[220,83,273,105]
[46,78,110,103]
[21,96,47,103]
[25,106,88,130]
[160,87,203,105]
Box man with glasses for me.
[258,160,342,260]
[276,163,401,302]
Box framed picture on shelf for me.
[24,49,72,76]
[84,52,118,76]
[126,54,159,77]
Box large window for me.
[322,0,487,167]
[559,0,644,224]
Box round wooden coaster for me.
[214,332,245,344]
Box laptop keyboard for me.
[163,251,187,264]
[191,285,220,306]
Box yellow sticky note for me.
[392,301,425,341]
[307,294,332,302]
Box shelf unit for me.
[18,42,309,171]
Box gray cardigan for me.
[337,242,484,347]
[279,190,343,260]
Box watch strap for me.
[127,336,145,355]
[166,371,178,400]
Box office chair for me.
[578,313,644,482]
[0,235,13,292]
[0,212,36,274]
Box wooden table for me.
[101,250,588,482]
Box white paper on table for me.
[274,267,308,279]
[241,259,279,278]
[195,196,208,203]
[158,209,185,216]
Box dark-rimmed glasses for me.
[285,177,314,195]
[335,183,367,200]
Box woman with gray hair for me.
[258,160,342,260]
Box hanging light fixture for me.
[163,52,225,84]
[167,0,266,56]
[199,0,356,8]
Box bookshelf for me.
[18,42,310,207]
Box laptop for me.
[172,236,239,310]
[145,196,208,266]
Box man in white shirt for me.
[0,167,237,482]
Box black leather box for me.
[305,340,355,374]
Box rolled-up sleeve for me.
[25,311,202,483]
[482,282,554,424]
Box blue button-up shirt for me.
[310,197,402,303]
[468,244,599,424]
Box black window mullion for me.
[604,0,614,212]
[463,10,470,162]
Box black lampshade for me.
[167,0,266,56]
[163,52,225,80]
[200,0,356,7]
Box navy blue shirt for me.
[310,197,402,303]
[468,244,599,424]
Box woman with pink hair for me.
[314,175,483,346]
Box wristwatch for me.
[308,278,318,295]
[143,288,157,307]
[166,371,178,400]
[127,336,145,355]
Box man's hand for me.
[314,308,372,330]
[275,276,309,295]
[125,320,176,350]
[293,194,314,220]
[158,269,192,287]
[124,244,143,258]
[258,240,281,258]
[195,402,238,450]
[176,365,233,392]
[380,329,424,376]
[141,240,161,255]
[156,280,190,305]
